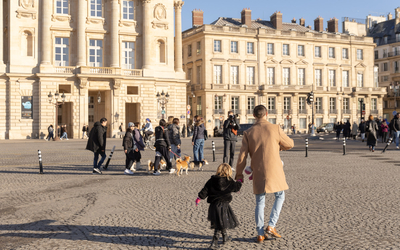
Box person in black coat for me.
[359,120,366,142]
[123,122,145,175]
[366,115,379,152]
[196,163,242,249]
[86,118,108,174]
[152,119,174,175]
[344,120,351,139]
[335,122,342,140]
[223,111,241,168]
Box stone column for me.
[110,0,119,67]
[40,0,52,67]
[174,1,184,72]
[142,0,152,69]
[0,0,4,71]
[77,0,87,66]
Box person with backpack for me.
[223,111,240,169]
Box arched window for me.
[158,40,165,63]
[22,31,33,57]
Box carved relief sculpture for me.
[152,3,168,30]
[17,0,37,19]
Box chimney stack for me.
[327,17,338,33]
[291,18,296,23]
[271,11,282,30]
[241,8,252,27]
[396,7,400,25]
[192,9,204,27]
[388,13,393,20]
[299,17,305,26]
[314,16,323,32]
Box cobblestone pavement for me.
[1,137,400,249]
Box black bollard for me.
[382,137,393,153]
[212,141,216,162]
[103,145,116,170]
[305,138,308,157]
[343,138,346,155]
[38,150,43,174]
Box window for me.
[196,66,201,84]
[267,43,274,55]
[342,70,349,87]
[89,39,103,67]
[55,37,69,66]
[157,40,165,63]
[316,97,322,110]
[122,41,135,69]
[267,68,275,85]
[231,41,238,53]
[375,51,379,59]
[248,97,255,111]
[329,47,335,58]
[329,70,336,86]
[268,97,275,110]
[188,44,192,57]
[231,66,239,84]
[357,73,363,87]
[196,96,202,116]
[247,42,254,54]
[315,69,322,86]
[214,40,221,52]
[382,76,389,82]
[298,45,305,56]
[383,49,388,57]
[383,63,388,71]
[284,97,291,112]
[343,98,350,111]
[298,68,305,85]
[283,44,289,55]
[187,68,192,81]
[315,46,321,57]
[299,97,306,111]
[122,0,134,20]
[247,67,255,85]
[268,118,276,124]
[214,65,222,84]
[371,98,377,110]
[316,118,323,127]
[231,97,239,112]
[90,0,102,17]
[56,0,68,14]
[342,48,348,59]
[357,49,363,60]
[330,98,336,111]
[283,68,290,85]
[197,41,201,54]
[299,118,306,129]
[214,96,223,110]
[383,36,388,44]
[22,31,33,57]
[395,61,399,73]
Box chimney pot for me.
[292,18,296,23]
[299,17,305,26]
[327,17,338,33]
[388,12,393,20]
[271,11,283,30]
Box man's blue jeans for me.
[193,139,204,162]
[170,144,181,162]
[94,151,106,169]
[255,191,285,236]
[395,131,400,147]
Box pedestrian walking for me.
[152,119,175,175]
[86,118,108,174]
[60,125,69,140]
[235,105,294,243]
[351,122,358,140]
[359,120,366,142]
[310,122,316,135]
[82,124,88,139]
[196,163,242,249]
[45,125,54,141]
[292,124,296,135]
[57,125,61,138]
[142,118,154,142]
[366,115,379,152]
[123,122,145,175]
[119,123,123,139]
[223,111,240,169]
[381,120,389,143]
[182,124,186,138]
[335,122,342,140]
[344,120,351,139]
[192,115,205,166]
[168,118,181,162]
[389,113,400,149]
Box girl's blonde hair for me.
[216,163,233,179]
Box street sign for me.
[219,116,224,121]
[161,110,166,115]
[393,111,397,116]
[187,105,191,110]
[286,115,289,120]
[187,115,190,119]
[362,110,365,115]
[187,110,190,115]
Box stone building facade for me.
[182,9,386,133]
[0,0,187,139]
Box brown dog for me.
[189,159,209,171]
[147,159,166,173]
[176,156,191,176]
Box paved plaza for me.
[1,136,400,249]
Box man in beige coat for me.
[235,105,294,243]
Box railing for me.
[343,109,351,114]
[268,109,277,114]
[55,66,75,74]
[283,109,292,114]
[246,28,257,34]
[298,109,307,114]
[281,31,291,36]
[355,37,364,41]
[329,109,338,114]
[371,110,379,114]
[265,29,276,34]
[213,109,225,115]
[315,109,324,114]
[123,69,142,77]
[341,36,350,40]
[80,66,117,75]
[327,34,336,39]
[388,51,400,57]
[229,27,240,32]
[231,109,241,115]
[296,32,306,37]
[247,109,253,114]
[211,26,223,31]
[313,34,323,38]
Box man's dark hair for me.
[173,118,179,124]
[159,119,167,127]
[100,117,107,123]
[253,105,267,119]
[228,111,233,115]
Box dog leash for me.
[170,150,182,160]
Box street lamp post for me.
[48,91,66,141]
[358,98,364,121]
[390,82,399,112]
[156,90,169,120]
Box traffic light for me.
[309,92,314,102]
[307,93,311,105]
[362,103,366,111]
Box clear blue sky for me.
[181,0,399,32]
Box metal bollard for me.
[305,138,308,157]
[38,150,43,174]
[343,138,346,155]
[212,141,216,162]
[104,145,116,170]
[382,137,393,153]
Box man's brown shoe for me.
[257,234,268,243]
[266,226,282,238]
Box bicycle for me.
[141,131,156,151]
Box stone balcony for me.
[48,66,143,77]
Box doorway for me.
[58,102,73,138]
[88,91,112,136]
[125,103,140,129]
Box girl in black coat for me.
[152,119,174,175]
[196,163,242,249]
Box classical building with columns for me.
[183,9,386,133]
[0,0,187,139]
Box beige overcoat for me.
[235,119,294,194]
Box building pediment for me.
[295,60,308,65]
[355,62,367,68]
[280,59,294,64]
[264,59,279,64]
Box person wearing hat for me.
[123,122,145,175]
[142,118,154,142]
